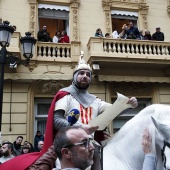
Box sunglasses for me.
[64,138,93,149]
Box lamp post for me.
[0,21,37,143]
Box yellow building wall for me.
[146,0,170,41]
[159,83,170,104]
[0,0,30,36]
[2,82,31,142]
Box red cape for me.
[0,91,69,170]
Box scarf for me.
[61,85,96,108]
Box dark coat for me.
[152,32,164,41]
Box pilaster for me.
[102,0,112,35]
[70,0,80,41]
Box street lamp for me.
[0,21,37,143]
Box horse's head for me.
[152,116,170,169]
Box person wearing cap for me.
[37,25,51,42]
[152,27,164,41]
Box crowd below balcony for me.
[0,131,44,164]
[95,20,165,41]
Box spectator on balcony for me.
[12,25,16,31]
[53,31,61,43]
[139,30,145,40]
[38,25,52,42]
[119,24,128,39]
[95,28,104,38]
[112,30,120,39]
[105,33,111,38]
[152,27,164,41]
[126,21,140,39]
[58,30,70,43]
[144,30,152,40]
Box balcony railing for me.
[36,41,80,63]
[103,39,170,55]
[87,37,170,62]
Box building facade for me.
[0,0,170,143]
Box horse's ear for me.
[151,116,170,143]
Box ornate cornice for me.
[36,80,71,95]
[112,82,153,97]
[28,0,36,3]
[70,0,80,8]
[28,62,37,72]
[102,0,112,10]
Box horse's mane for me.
[103,104,170,170]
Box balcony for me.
[87,37,170,83]
[6,32,81,64]
[36,41,80,63]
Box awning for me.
[38,4,70,11]
[4,73,72,80]
[98,75,170,83]
[111,10,138,17]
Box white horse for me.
[103,104,170,170]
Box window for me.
[111,10,138,34]
[34,98,53,135]
[38,4,70,39]
[112,98,151,133]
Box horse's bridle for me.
[162,140,170,170]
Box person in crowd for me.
[0,142,14,164]
[52,53,138,169]
[139,30,145,40]
[37,141,44,152]
[53,54,138,136]
[12,136,23,156]
[142,128,156,170]
[126,21,140,39]
[144,30,152,40]
[54,126,96,170]
[37,25,51,42]
[152,27,164,41]
[105,33,111,38]
[119,24,128,39]
[58,30,70,43]
[34,130,44,152]
[21,145,31,154]
[27,142,35,152]
[95,28,104,37]
[112,30,120,39]
[12,25,16,31]
[53,31,61,43]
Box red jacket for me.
[59,35,70,43]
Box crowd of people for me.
[37,25,70,43]
[95,20,164,41]
[0,131,44,164]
